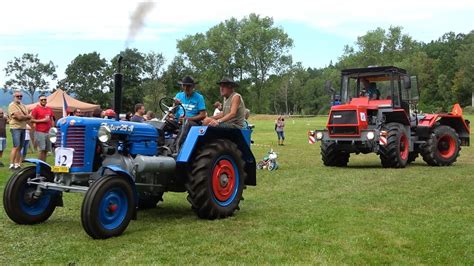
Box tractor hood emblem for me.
[100,122,135,133]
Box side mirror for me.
[403,76,411,89]
[325,80,335,94]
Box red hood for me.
[332,97,392,110]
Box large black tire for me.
[81,175,135,239]
[3,166,59,225]
[320,142,350,167]
[137,192,164,210]
[420,125,461,166]
[379,123,409,168]
[186,139,246,219]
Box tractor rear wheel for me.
[320,142,350,167]
[186,139,246,219]
[420,125,461,166]
[379,123,409,168]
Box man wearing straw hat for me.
[203,77,246,129]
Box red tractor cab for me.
[310,66,470,168]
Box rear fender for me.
[177,126,256,186]
[438,116,470,146]
[416,106,470,146]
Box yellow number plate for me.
[52,166,70,173]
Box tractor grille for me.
[329,110,357,124]
[328,110,359,136]
[329,126,358,135]
[56,126,86,168]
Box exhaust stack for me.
[114,56,123,121]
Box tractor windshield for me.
[342,77,399,103]
[340,70,410,108]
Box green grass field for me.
[1,116,473,264]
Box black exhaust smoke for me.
[114,56,123,121]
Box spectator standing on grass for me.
[275,115,285,146]
[8,90,31,170]
[31,94,55,162]
[0,108,9,167]
[131,103,145,122]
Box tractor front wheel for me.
[3,166,60,225]
[379,123,409,168]
[81,175,135,239]
[186,139,246,219]
[420,125,461,166]
[320,142,350,167]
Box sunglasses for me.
[15,95,23,99]
[40,99,47,102]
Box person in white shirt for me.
[21,124,31,160]
[213,101,222,116]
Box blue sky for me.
[1,0,473,88]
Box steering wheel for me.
[159,97,186,131]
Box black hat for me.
[178,76,198,85]
[216,77,239,87]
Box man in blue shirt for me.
[174,76,207,149]
[174,76,206,123]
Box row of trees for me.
[3,14,473,114]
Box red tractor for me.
[309,66,470,168]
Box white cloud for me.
[1,0,473,41]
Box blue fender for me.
[23,159,62,206]
[177,126,208,163]
[100,165,135,182]
[176,126,256,186]
[24,159,51,175]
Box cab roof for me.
[341,66,407,77]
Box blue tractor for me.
[3,58,256,239]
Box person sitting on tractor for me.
[174,76,207,147]
[174,76,206,124]
[360,78,380,100]
[203,77,246,129]
[367,82,380,100]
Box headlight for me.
[48,127,58,143]
[367,131,375,140]
[316,132,324,140]
[98,126,111,143]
